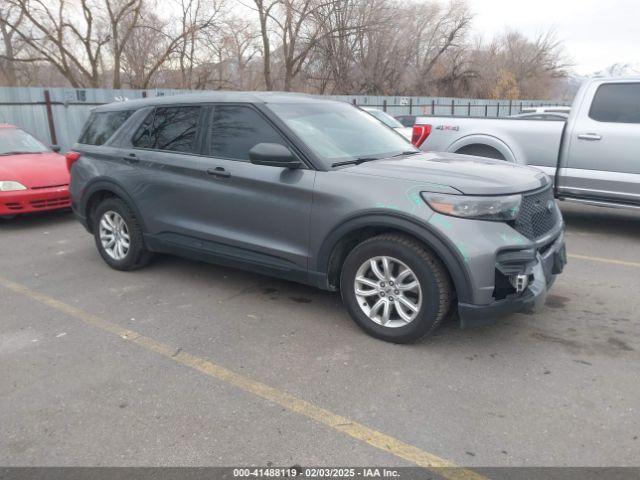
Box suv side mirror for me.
[51,145,61,153]
[249,143,302,169]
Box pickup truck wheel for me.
[340,234,452,343]
[92,197,151,271]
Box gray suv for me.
[69,92,566,343]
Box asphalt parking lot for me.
[1,203,639,470]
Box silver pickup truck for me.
[413,77,640,209]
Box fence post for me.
[142,91,147,98]
[508,100,512,116]
[43,90,58,146]
[352,99,356,106]
[468,102,471,116]
[484,104,488,117]
[382,99,387,112]
[451,99,455,116]
[497,102,500,117]
[431,99,435,115]
[409,98,413,115]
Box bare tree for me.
[176,0,226,89]
[201,15,261,90]
[120,0,219,89]
[304,0,375,93]
[275,0,339,91]
[409,0,473,93]
[466,29,570,99]
[0,3,25,85]
[4,0,110,87]
[250,0,278,90]
[0,0,571,99]
[251,0,359,91]
[105,0,144,88]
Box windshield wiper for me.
[392,150,421,157]
[331,157,380,167]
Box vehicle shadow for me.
[559,202,640,239]
[0,210,76,231]
[147,253,503,346]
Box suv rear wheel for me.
[340,234,452,343]
[92,197,151,271]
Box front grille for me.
[513,186,558,240]
[4,202,23,211]
[29,196,71,209]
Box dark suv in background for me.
[69,92,566,343]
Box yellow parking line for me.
[0,275,485,480]
[568,254,640,269]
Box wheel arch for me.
[81,179,146,233]
[315,213,473,304]
[448,134,516,163]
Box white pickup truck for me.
[413,77,640,209]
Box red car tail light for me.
[65,151,81,172]
[411,124,431,148]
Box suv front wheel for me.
[340,234,452,343]
[92,197,151,271]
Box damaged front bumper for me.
[457,229,567,328]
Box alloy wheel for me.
[99,210,131,261]
[353,256,422,328]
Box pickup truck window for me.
[589,83,640,124]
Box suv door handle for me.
[124,153,139,163]
[206,167,231,178]
[577,133,602,141]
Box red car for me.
[0,124,70,219]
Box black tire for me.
[92,197,151,271]
[0,215,17,220]
[340,234,452,343]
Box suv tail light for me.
[65,151,81,172]
[411,124,431,148]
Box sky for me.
[464,0,640,75]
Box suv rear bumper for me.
[457,230,566,328]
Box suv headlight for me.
[422,192,522,221]
[0,181,27,192]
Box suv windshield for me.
[267,102,416,168]
[0,128,49,156]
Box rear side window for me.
[589,83,640,123]
[132,106,201,153]
[206,105,284,160]
[79,110,133,145]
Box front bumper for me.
[0,185,70,216]
[457,230,567,328]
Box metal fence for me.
[0,87,570,152]
[328,94,570,118]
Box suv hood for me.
[343,151,549,195]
